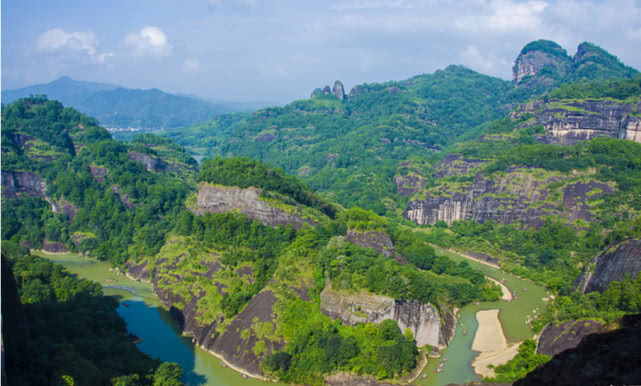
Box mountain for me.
[1,96,498,384]
[2,77,235,129]
[162,41,639,217]
[1,75,120,105]
[513,40,639,90]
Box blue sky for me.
[3,0,641,103]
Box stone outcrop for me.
[517,314,641,385]
[128,151,166,172]
[537,319,606,357]
[42,239,69,253]
[404,155,614,229]
[513,99,641,144]
[433,154,488,179]
[111,185,133,208]
[193,182,313,230]
[1,170,47,199]
[332,80,345,100]
[311,81,346,101]
[345,230,406,264]
[512,40,571,85]
[320,286,453,348]
[139,252,283,378]
[89,166,109,183]
[574,238,641,293]
[394,174,425,197]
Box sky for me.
[2,0,641,103]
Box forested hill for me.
[1,96,505,384]
[160,40,640,215]
[2,76,234,129]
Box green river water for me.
[38,249,547,386]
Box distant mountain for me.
[2,77,235,129]
[1,76,120,106]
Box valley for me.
[2,36,641,386]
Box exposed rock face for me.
[1,170,47,199]
[128,151,166,172]
[574,238,641,293]
[50,199,77,221]
[404,156,614,229]
[537,320,606,357]
[111,185,133,208]
[320,286,452,348]
[394,174,425,197]
[405,167,557,229]
[345,230,406,264]
[512,40,571,85]
[193,182,312,230]
[562,180,615,223]
[433,154,488,179]
[145,253,283,378]
[89,166,109,183]
[42,239,69,253]
[325,373,395,386]
[513,99,641,144]
[516,314,641,386]
[125,261,151,282]
[332,80,345,101]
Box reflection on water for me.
[36,252,280,386]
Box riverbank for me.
[487,277,512,301]
[429,245,501,269]
[471,310,520,378]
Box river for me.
[35,252,277,386]
[37,248,547,386]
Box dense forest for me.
[3,39,641,385]
[2,244,183,385]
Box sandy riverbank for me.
[430,245,501,269]
[471,309,520,378]
[487,277,512,301]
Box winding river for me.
[38,248,546,386]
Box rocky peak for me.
[332,80,345,100]
[512,40,571,85]
[310,81,345,100]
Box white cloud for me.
[183,59,201,72]
[36,28,113,63]
[124,26,172,57]
[456,0,548,32]
[459,45,510,76]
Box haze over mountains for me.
[1,76,272,130]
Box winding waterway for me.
[413,246,548,386]
[38,248,546,386]
[35,252,278,386]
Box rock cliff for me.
[345,230,406,264]
[319,286,454,348]
[574,238,641,293]
[404,155,614,229]
[516,314,641,385]
[512,99,641,144]
[332,80,345,100]
[536,319,606,357]
[193,182,315,230]
[1,170,47,199]
[127,249,284,378]
[512,40,571,86]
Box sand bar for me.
[487,277,512,301]
[471,309,520,377]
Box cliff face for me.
[513,99,641,144]
[193,182,314,230]
[517,314,641,386]
[1,170,47,199]
[319,286,452,348]
[345,230,406,264]
[574,238,641,293]
[128,250,285,378]
[537,319,606,357]
[404,156,613,229]
[512,41,571,85]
